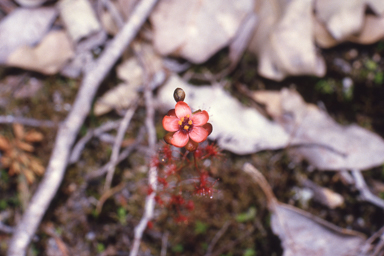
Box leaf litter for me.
[1,0,384,255]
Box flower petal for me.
[185,139,198,151]
[175,101,192,119]
[171,131,189,147]
[167,109,176,117]
[191,110,209,126]
[162,116,179,132]
[202,123,213,135]
[164,132,175,144]
[189,126,208,143]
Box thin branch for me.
[96,182,127,214]
[0,116,57,128]
[160,231,169,256]
[86,128,145,180]
[69,120,121,164]
[352,169,384,210]
[205,221,230,256]
[7,1,158,255]
[0,222,13,234]
[130,43,158,256]
[104,103,138,191]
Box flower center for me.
[178,115,193,134]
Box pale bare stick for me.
[130,44,158,256]
[0,116,57,128]
[205,221,231,256]
[69,120,121,164]
[160,231,169,256]
[352,169,384,210]
[104,103,137,192]
[86,128,145,180]
[7,1,158,255]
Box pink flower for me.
[162,101,212,150]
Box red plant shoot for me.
[149,88,221,225]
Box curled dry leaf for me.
[150,0,253,63]
[248,0,325,81]
[24,131,44,143]
[315,0,365,41]
[0,7,57,63]
[14,0,47,7]
[157,75,290,154]
[7,30,74,75]
[300,178,344,209]
[252,89,384,170]
[94,58,143,115]
[314,14,384,48]
[243,163,366,256]
[58,0,101,42]
[95,44,163,115]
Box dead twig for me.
[160,231,169,256]
[205,221,231,256]
[86,127,145,180]
[96,182,127,214]
[104,103,138,192]
[7,1,158,255]
[130,43,158,256]
[0,116,57,128]
[352,169,384,210]
[69,120,121,164]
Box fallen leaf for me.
[314,14,384,48]
[7,30,74,75]
[157,75,290,154]
[95,44,163,115]
[0,7,57,63]
[315,0,365,41]
[300,178,344,209]
[24,131,44,143]
[94,83,140,116]
[94,58,143,115]
[243,163,366,256]
[228,13,258,70]
[248,0,325,81]
[253,89,384,170]
[58,0,101,42]
[14,0,47,7]
[150,0,253,63]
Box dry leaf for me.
[243,163,366,256]
[150,0,253,63]
[314,14,384,48]
[228,13,258,70]
[0,136,11,151]
[157,75,290,154]
[315,0,365,41]
[24,131,44,142]
[249,0,325,81]
[94,83,139,116]
[58,0,101,42]
[7,30,74,75]
[15,141,34,153]
[0,7,57,63]
[15,0,47,7]
[13,123,25,140]
[94,58,143,115]
[95,44,163,115]
[301,178,344,209]
[253,89,384,170]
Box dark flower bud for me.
[185,139,198,151]
[173,88,185,102]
